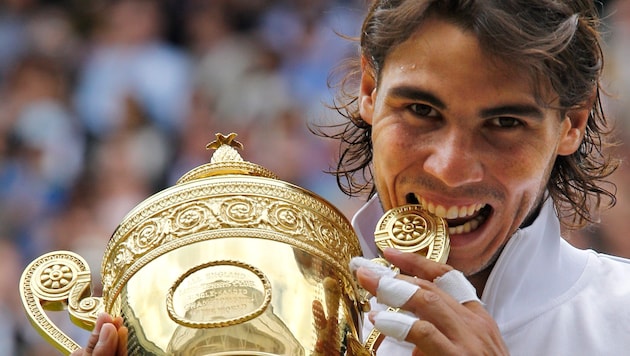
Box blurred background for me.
[0,0,628,354]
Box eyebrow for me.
[480,105,544,120]
[387,85,544,120]
[387,86,446,110]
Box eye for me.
[408,103,439,117]
[489,117,522,128]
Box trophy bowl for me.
[19,133,369,355]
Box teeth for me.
[446,206,459,219]
[414,195,487,235]
[419,197,484,219]
[435,205,447,217]
[449,215,483,235]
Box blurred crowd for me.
[0,0,628,354]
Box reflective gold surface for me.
[19,133,450,355]
[374,204,450,263]
[20,133,367,355]
[364,204,450,353]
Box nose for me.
[422,130,484,187]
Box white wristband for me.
[433,270,481,304]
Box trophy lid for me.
[100,133,362,308]
[176,133,278,183]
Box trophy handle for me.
[19,250,105,355]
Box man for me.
[74,0,630,355]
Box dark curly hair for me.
[317,0,619,229]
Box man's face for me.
[359,18,587,275]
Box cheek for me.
[491,142,555,195]
[372,124,416,172]
[370,123,418,203]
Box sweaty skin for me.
[74,16,589,356]
[358,18,588,292]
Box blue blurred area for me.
[1,0,629,354]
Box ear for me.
[359,56,377,125]
[557,107,589,156]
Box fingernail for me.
[96,324,112,346]
[384,247,402,255]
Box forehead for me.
[380,18,546,105]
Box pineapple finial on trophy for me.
[206,132,245,164]
[176,132,277,184]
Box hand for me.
[354,248,508,356]
[70,313,128,356]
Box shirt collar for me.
[351,195,384,259]
[482,198,589,326]
[351,195,590,326]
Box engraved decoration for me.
[19,251,104,354]
[364,204,451,353]
[101,184,360,308]
[374,204,450,263]
[19,133,366,355]
[166,260,272,329]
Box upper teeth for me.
[419,197,484,219]
[416,196,488,235]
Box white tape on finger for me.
[376,276,420,307]
[433,270,481,304]
[349,257,397,279]
[371,310,418,341]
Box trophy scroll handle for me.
[19,250,104,355]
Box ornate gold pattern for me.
[19,251,103,354]
[374,204,450,263]
[101,179,360,307]
[177,133,277,183]
[21,132,367,355]
[166,259,272,328]
[364,204,451,353]
[206,132,244,151]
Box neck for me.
[468,264,495,298]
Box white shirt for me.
[352,196,630,355]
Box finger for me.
[407,317,458,355]
[83,330,98,356]
[406,288,508,355]
[349,256,396,278]
[403,287,464,338]
[353,258,428,310]
[382,248,453,281]
[112,316,125,329]
[83,313,112,356]
[352,256,479,313]
[368,309,417,341]
[117,326,128,356]
[94,323,117,354]
[356,267,417,300]
[433,270,481,305]
[376,275,419,308]
[369,309,456,355]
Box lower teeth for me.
[448,214,485,235]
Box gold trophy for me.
[19,133,449,355]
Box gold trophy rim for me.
[100,172,363,313]
[19,133,369,355]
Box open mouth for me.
[406,193,492,235]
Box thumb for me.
[92,323,118,355]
